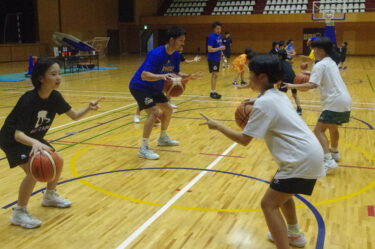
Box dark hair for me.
[311,37,333,54]
[244,48,255,60]
[249,54,283,84]
[343,41,348,46]
[31,58,59,90]
[225,31,230,35]
[272,41,279,48]
[287,39,293,45]
[278,40,285,46]
[311,37,341,64]
[277,49,288,60]
[165,26,186,42]
[212,21,222,28]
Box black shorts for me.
[129,88,169,111]
[0,139,53,168]
[270,177,317,195]
[318,110,350,125]
[208,60,220,73]
[223,49,231,58]
[291,88,297,94]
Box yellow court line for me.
[69,132,375,212]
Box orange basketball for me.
[294,72,310,84]
[29,150,62,182]
[235,100,253,129]
[164,77,188,97]
[300,63,308,70]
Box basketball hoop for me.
[324,10,335,25]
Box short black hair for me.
[212,21,222,28]
[278,40,285,46]
[343,41,348,46]
[225,31,230,35]
[249,54,283,84]
[31,58,59,90]
[244,48,255,60]
[165,26,186,42]
[287,39,293,45]
[272,41,279,48]
[311,37,333,54]
[277,49,288,60]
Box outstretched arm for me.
[65,97,104,121]
[199,113,252,146]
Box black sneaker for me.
[210,92,222,99]
[232,81,238,86]
[240,81,247,85]
[296,106,302,115]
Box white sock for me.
[288,224,301,234]
[211,90,216,93]
[324,153,333,160]
[141,138,149,148]
[330,147,338,153]
[134,114,140,118]
[160,130,167,138]
[15,205,26,211]
[46,189,55,195]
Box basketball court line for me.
[115,142,238,249]
[3,88,375,106]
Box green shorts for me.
[318,110,350,125]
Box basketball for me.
[294,72,310,84]
[164,76,188,97]
[235,100,254,129]
[300,63,308,70]
[29,150,62,182]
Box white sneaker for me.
[158,136,180,146]
[138,146,160,160]
[331,151,340,162]
[324,158,338,171]
[11,207,42,229]
[133,115,140,123]
[169,102,177,109]
[267,231,307,247]
[42,190,71,208]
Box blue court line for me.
[351,116,374,130]
[0,114,130,162]
[1,167,325,249]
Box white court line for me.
[3,91,375,111]
[115,142,238,249]
[4,88,375,105]
[47,103,136,131]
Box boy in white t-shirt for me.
[200,54,325,249]
[285,37,352,171]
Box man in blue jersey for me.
[207,21,226,99]
[129,26,201,160]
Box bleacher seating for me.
[317,0,366,13]
[212,0,256,15]
[263,0,308,14]
[164,0,208,16]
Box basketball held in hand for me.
[29,150,62,182]
[235,100,254,129]
[164,76,189,97]
[294,72,310,84]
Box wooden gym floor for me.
[0,55,374,249]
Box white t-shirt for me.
[243,88,325,179]
[309,57,352,112]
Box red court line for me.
[368,206,375,217]
[53,140,244,158]
[339,165,375,170]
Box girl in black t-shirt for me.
[0,58,103,229]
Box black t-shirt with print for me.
[0,89,71,146]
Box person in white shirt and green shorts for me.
[285,37,352,172]
[201,54,325,249]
